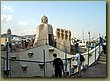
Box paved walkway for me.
[72,52,107,77]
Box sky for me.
[1,1,106,40]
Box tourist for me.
[30,38,34,48]
[76,51,82,77]
[53,53,64,77]
[21,40,24,48]
[25,40,28,49]
[32,38,34,45]
[9,42,12,52]
[75,42,79,53]
[102,40,106,54]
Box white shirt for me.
[103,42,106,45]
[76,53,80,66]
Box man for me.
[102,40,106,54]
[53,53,64,77]
[9,42,12,52]
[76,51,82,77]
[75,42,79,52]
[102,36,106,54]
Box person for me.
[76,51,82,77]
[53,53,64,77]
[9,42,12,52]
[25,40,28,49]
[21,40,24,48]
[75,42,79,53]
[102,40,106,54]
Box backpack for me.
[80,54,85,62]
[57,58,63,67]
[53,58,63,69]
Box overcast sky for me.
[1,1,106,40]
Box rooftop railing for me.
[1,42,103,77]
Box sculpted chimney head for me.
[41,15,48,24]
[7,28,11,34]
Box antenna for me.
[43,9,45,16]
[82,30,84,42]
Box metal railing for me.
[1,42,103,77]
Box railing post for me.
[69,58,71,77]
[6,42,9,77]
[95,43,96,62]
[88,32,90,66]
[9,60,11,77]
[43,50,45,77]
[3,58,5,77]
[64,41,67,71]
[99,34,101,55]
[65,51,67,71]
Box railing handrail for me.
[1,56,73,64]
[1,43,102,77]
[82,45,99,56]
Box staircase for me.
[81,52,107,77]
[71,52,107,77]
[98,52,106,64]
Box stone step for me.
[100,54,106,57]
[97,61,106,64]
[98,59,106,62]
[98,53,106,64]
